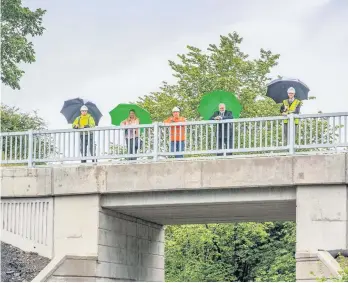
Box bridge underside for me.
[101,186,296,224]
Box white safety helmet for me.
[287,87,296,94]
[172,107,180,112]
[80,105,88,111]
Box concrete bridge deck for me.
[2,153,347,224]
[1,153,348,281]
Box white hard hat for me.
[287,87,296,94]
[172,107,180,112]
[80,105,88,111]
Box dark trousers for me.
[80,134,95,163]
[170,141,185,158]
[126,138,139,160]
[217,136,233,156]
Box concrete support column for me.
[39,195,164,282]
[296,185,348,281]
[98,208,165,281]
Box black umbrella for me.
[266,78,310,103]
[60,98,103,126]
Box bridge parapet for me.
[1,153,347,198]
[1,112,347,166]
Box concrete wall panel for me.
[52,166,106,195]
[294,154,346,184]
[98,208,164,281]
[296,184,348,252]
[53,195,100,257]
[1,167,52,197]
[201,156,293,188]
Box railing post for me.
[28,130,34,167]
[153,122,159,161]
[288,114,295,155]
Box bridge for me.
[1,112,348,282]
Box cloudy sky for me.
[1,0,347,129]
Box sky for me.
[1,0,347,129]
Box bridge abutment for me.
[35,195,164,282]
[296,185,348,281]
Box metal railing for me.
[1,112,347,166]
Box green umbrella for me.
[198,90,242,120]
[109,104,152,125]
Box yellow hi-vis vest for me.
[283,99,301,125]
[72,114,95,129]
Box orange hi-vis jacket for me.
[164,116,186,141]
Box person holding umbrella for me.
[210,103,234,156]
[280,87,302,143]
[72,105,96,163]
[121,109,141,160]
[198,90,242,156]
[266,78,309,144]
[109,103,151,160]
[61,98,102,163]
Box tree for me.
[137,33,285,157]
[1,104,47,163]
[137,32,280,121]
[0,104,46,132]
[1,0,46,89]
[165,222,296,282]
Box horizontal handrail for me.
[1,112,347,166]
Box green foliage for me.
[316,256,348,282]
[137,32,280,121]
[165,222,296,282]
[337,256,348,282]
[1,104,48,163]
[1,0,46,89]
[0,104,46,132]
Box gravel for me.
[1,242,50,282]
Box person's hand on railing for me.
[73,125,79,129]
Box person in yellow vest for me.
[72,105,96,163]
[164,107,186,158]
[280,87,302,143]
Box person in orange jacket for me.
[164,107,186,158]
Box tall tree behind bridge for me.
[1,0,46,89]
[136,32,280,121]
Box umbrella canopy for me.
[109,104,152,126]
[198,90,242,120]
[266,78,310,103]
[60,98,103,126]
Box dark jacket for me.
[210,110,233,139]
